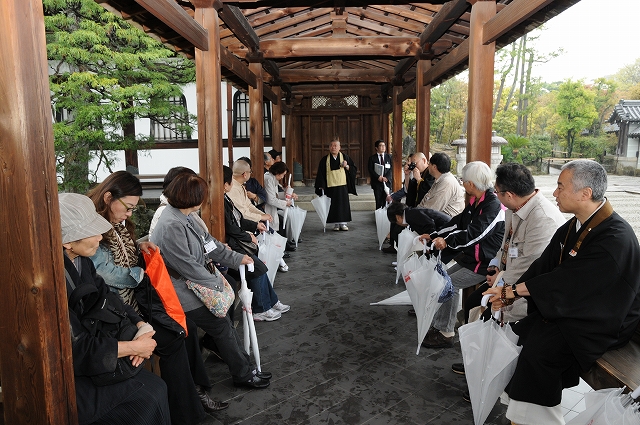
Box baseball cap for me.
[59,193,112,243]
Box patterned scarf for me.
[103,222,140,312]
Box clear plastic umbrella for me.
[257,224,287,286]
[403,252,446,355]
[567,386,640,425]
[285,205,307,247]
[375,206,390,250]
[310,189,331,232]
[458,296,522,425]
[238,263,261,372]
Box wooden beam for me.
[392,85,404,192]
[263,83,278,104]
[195,7,225,239]
[420,0,470,46]
[483,0,555,45]
[416,59,431,155]
[135,0,209,51]
[422,38,470,86]
[260,36,421,58]
[249,62,265,186]
[0,1,77,423]
[466,0,495,165]
[397,80,416,104]
[220,44,258,88]
[279,68,394,83]
[216,4,260,51]
[263,59,280,79]
[289,84,383,96]
[272,86,283,153]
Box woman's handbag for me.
[185,275,235,318]
[235,238,259,256]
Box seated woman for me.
[59,193,170,425]
[223,165,290,322]
[88,171,227,425]
[419,161,505,349]
[150,172,273,389]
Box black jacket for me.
[433,189,504,275]
[406,169,434,207]
[314,153,358,196]
[367,152,392,189]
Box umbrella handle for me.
[480,294,502,320]
[631,386,640,400]
[266,220,270,232]
[412,236,428,255]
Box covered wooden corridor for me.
[0,0,580,422]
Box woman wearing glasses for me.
[88,171,228,425]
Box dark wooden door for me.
[306,115,362,180]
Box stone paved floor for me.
[199,175,640,425]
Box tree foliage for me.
[552,80,597,157]
[44,0,195,192]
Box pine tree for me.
[44,0,195,192]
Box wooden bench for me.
[581,323,640,391]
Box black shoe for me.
[381,246,397,254]
[233,375,270,389]
[285,243,297,252]
[408,308,416,316]
[462,390,471,403]
[254,370,272,380]
[421,331,454,349]
[282,252,291,259]
[195,385,229,412]
[451,363,465,375]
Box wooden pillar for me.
[466,0,496,165]
[226,83,234,166]
[272,86,283,156]
[194,5,225,239]
[416,59,432,156]
[249,62,264,185]
[392,86,404,192]
[0,1,78,423]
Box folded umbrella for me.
[257,228,287,286]
[459,296,522,425]
[375,206,391,250]
[403,252,446,355]
[238,264,261,372]
[395,228,421,284]
[567,386,640,425]
[311,190,331,232]
[285,205,307,247]
[369,290,412,306]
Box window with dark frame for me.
[150,95,192,141]
[232,90,272,140]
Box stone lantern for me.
[450,131,508,174]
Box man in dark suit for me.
[367,139,392,209]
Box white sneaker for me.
[278,264,289,272]
[333,225,340,231]
[391,261,398,266]
[340,224,349,231]
[272,301,290,313]
[253,309,281,322]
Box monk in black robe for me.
[485,160,640,425]
[314,138,357,231]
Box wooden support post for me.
[226,83,234,166]
[466,0,496,165]
[392,86,404,192]
[195,6,225,239]
[249,62,265,186]
[416,59,432,156]
[0,1,78,423]
[272,86,283,156]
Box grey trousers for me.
[432,264,486,333]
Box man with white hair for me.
[419,161,505,348]
[485,159,640,425]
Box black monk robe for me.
[506,204,640,407]
[314,153,357,224]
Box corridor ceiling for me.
[96,0,580,101]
